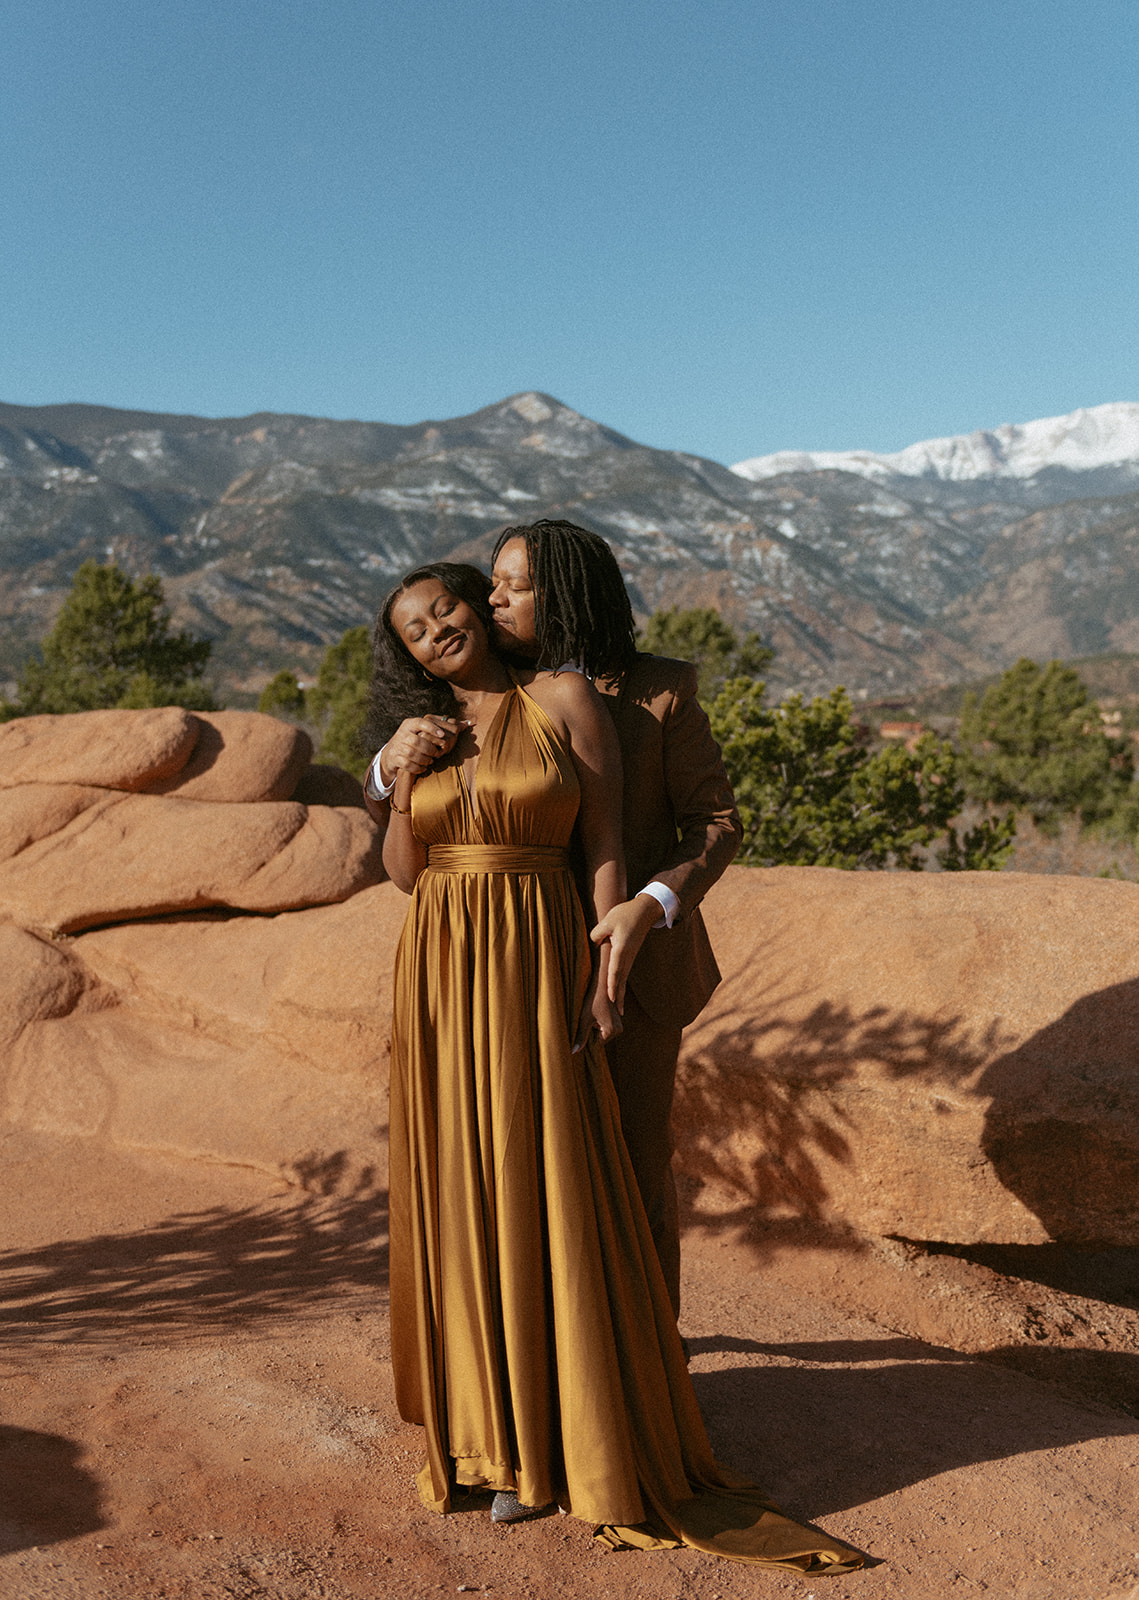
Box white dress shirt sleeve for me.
[364,746,395,802]
[637,880,680,929]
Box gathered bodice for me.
[410,684,579,850]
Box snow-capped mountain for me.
[6,390,1139,704]
[732,402,1139,486]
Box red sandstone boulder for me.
[0,784,112,862]
[142,711,313,802]
[684,866,1139,1248]
[4,886,403,1173]
[0,708,199,791]
[0,921,94,1050]
[3,864,1138,1249]
[74,885,401,1076]
[0,794,385,934]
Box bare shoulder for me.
[521,666,607,723]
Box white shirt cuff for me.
[364,746,395,801]
[638,881,680,929]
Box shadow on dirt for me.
[917,1238,1139,1310]
[0,1426,105,1553]
[0,1152,388,1345]
[687,1334,1139,1516]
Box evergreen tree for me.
[958,658,1131,829]
[257,669,308,720]
[709,677,1014,871]
[307,625,372,777]
[639,607,772,702]
[2,561,216,718]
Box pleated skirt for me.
[387,859,862,1572]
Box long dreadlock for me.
[491,520,638,684]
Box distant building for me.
[879,720,925,749]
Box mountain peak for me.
[732,401,1139,485]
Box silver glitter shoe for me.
[490,1491,550,1524]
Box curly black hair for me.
[491,519,637,684]
[363,562,495,753]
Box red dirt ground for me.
[2,1129,1138,1600]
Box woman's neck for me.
[448,658,513,719]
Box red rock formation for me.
[141,710,312,802]
[0,709,382,932]
[2,713,1138,1253]
[680,867,1139,1247]
[0,706,199,789]
[0,794,384,934]
[4,887,398,1175]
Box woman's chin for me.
[429,643,479,680]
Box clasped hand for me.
[572,895,660,1052]
[382,715,467,783]
[572,964,623,1053]
[589,893,661,1010]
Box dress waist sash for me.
[426,844,569,874]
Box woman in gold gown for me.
[372,562,862,1573]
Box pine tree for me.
[257,669,308,720]
[708,677,1013,870]
[958,658,1131,829]
[639,607,772,703]
[307,625,372,777]
[2,561,216,718]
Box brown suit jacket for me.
[596,654,741,1030]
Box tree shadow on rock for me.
[0,1426,105,1553]
[978,976,1139,1246]
[674,972,1002,1250]
[0,1154,388,1347]
[686,1335,1139,1516]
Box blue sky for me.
[2,0,1137,464]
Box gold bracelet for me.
[390,798,412,815]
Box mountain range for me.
[2,393,1139,703]
[732,402,1139,499]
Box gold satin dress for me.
[388,685,862,1572]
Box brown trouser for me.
[603,991,684,1320]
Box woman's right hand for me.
[571,956,624,1053]
[380,715,467,782]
